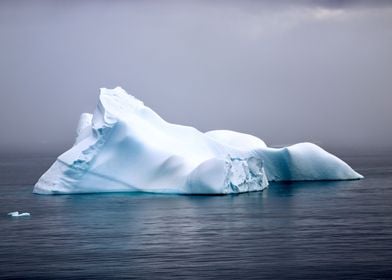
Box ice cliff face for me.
[34,87,363,195]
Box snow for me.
[33,87,363,195]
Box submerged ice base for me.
[34,87,362,195]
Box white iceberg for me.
[34,87,363,195]
[8,211,30,217]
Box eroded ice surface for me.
[34,87,362,195]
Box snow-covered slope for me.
[34,87,363,195]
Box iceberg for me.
[34,87,363,195]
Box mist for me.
[0,0,391,156]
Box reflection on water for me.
[0,156,391,279]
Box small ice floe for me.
[8,211,30,217]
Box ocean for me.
[0,155,391,279]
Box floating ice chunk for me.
[33,87,363,195]
[8,211,30,217]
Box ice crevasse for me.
[34,87,363,195]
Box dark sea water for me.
[0,155,391,279]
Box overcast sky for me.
[0,0,391,156]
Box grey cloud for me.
[0,1,391,156]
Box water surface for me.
[0,155,391,279]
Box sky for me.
[0,0,391,156]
